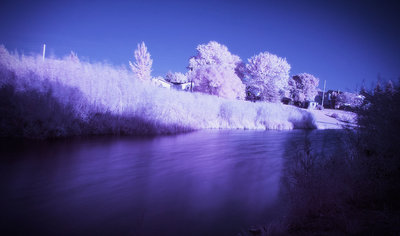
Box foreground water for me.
[0,130,345,235]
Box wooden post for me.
[321,80,326,107]
[42,44,46,61]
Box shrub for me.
[357,80,400,157]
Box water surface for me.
[0,130,345,235]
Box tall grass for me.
[0,46,316,138]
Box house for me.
[151,77,171,89]
[171,82,192,91]
[152,77,194,92]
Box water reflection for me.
[0,130,344,235]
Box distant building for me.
[171,82,192,91]
[152,77,171,89]
[152,77,193,92]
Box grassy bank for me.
[0,46,316,139]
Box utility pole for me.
[42,44,46,61]
[321,80,326,107]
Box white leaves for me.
[244,52,291,102]
[188,41,246,100]
[289,73,319,102]
[188,41,242,71]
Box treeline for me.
[131,41,320,104]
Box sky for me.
[1,0,399,91]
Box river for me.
[0,130,346,235]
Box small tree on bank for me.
[129,42,152,80]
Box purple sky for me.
[1,0,399,91]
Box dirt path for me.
[310,109,357,129]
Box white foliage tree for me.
[189,64,245,100]
[129,42,152,80]
[288,73,319,103]
[244,52,291,102]
[336,91,364,108]
[188,41,241,72]
[188,41,245,100]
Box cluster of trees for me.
[129,41,319,103]
[336,91,364,108]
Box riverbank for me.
[0,46,359,139]
[310,108,357,129]
[0,46,317,139]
